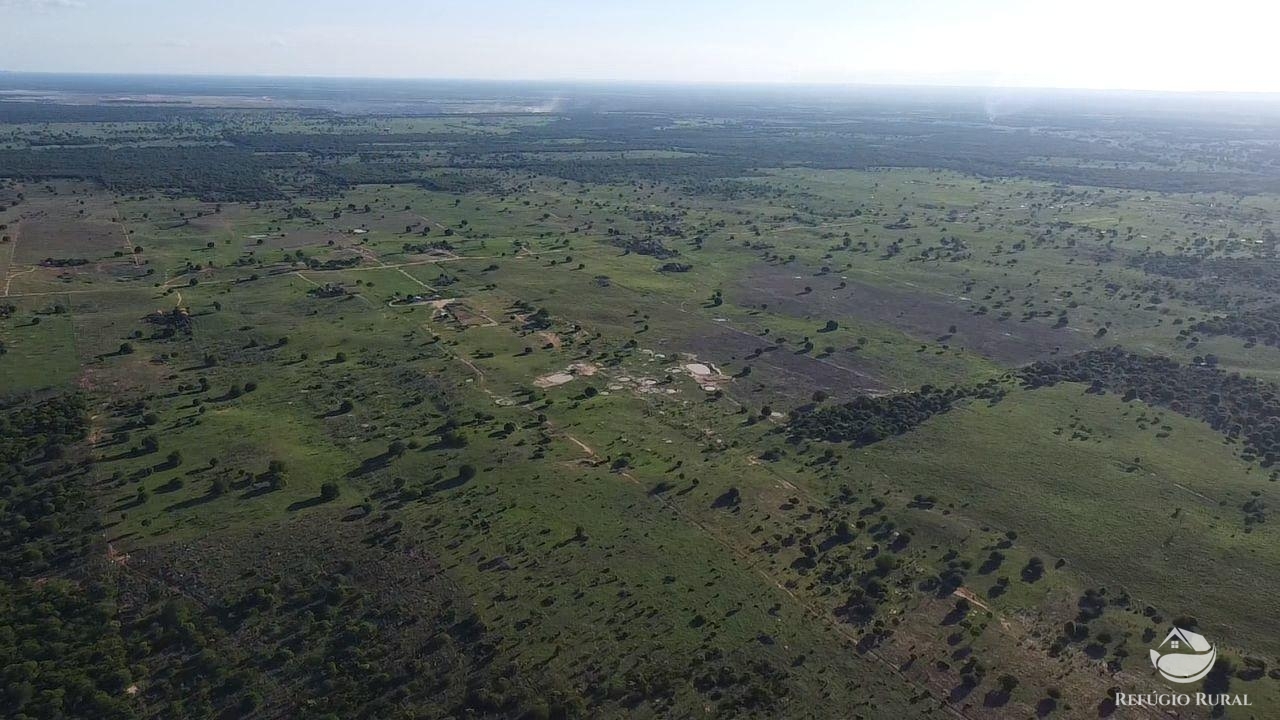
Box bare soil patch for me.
[444,302,495,327]
[16,219,124,263]
[533,362,599,388]
[535,371,575,388]
[675,321,887,399]
[736,268,1091,364]
[679,358,732,391]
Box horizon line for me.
[4,69,1280,100]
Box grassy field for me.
[5,97,1280,719]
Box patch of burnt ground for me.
[736,268,1093,365]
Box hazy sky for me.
[2,0,1276,92]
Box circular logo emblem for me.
[1150,627,1217,684]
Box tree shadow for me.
[288,495,330,512]
[941,605,970,626]
[948,680,976,704]
[983,689,1011,708]
[347,450,400,478]
[238,483,280,500]
[430,471,475,493]
[164,492,220,512]
[711,487,741,509]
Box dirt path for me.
[396,267,437,292]
[415,213,448,231]
[417,314,488,385]
[105,542,130,566]
[773,219,864,233]
[452,353,486,383]
[1170,480,1218,505]
[351,244,387,267]
[952,586,991,613]
[1,219,21,295]
[292,270,373,307]
[564,434,595,457]
[4,266,36,297]
[159,266,216,290]
[113,214,141,267]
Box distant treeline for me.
[1019,348,1280,466]
[0,146,283,201]
[1131,252,1280,309]
[223,113,1280,193]
[226,132,465,153]
[0,101,209,123]
[1132,253,1280,289]
[7,104,1280,196]
[1190,304,1280,346]
[0,101,328,124]
[792,347,1280,468]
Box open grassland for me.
[859,384,1280,654]
[5,97,1280,719]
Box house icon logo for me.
[1150,627,1217,684]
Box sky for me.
[2,0,1278,93]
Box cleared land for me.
[3,86,1280,719]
